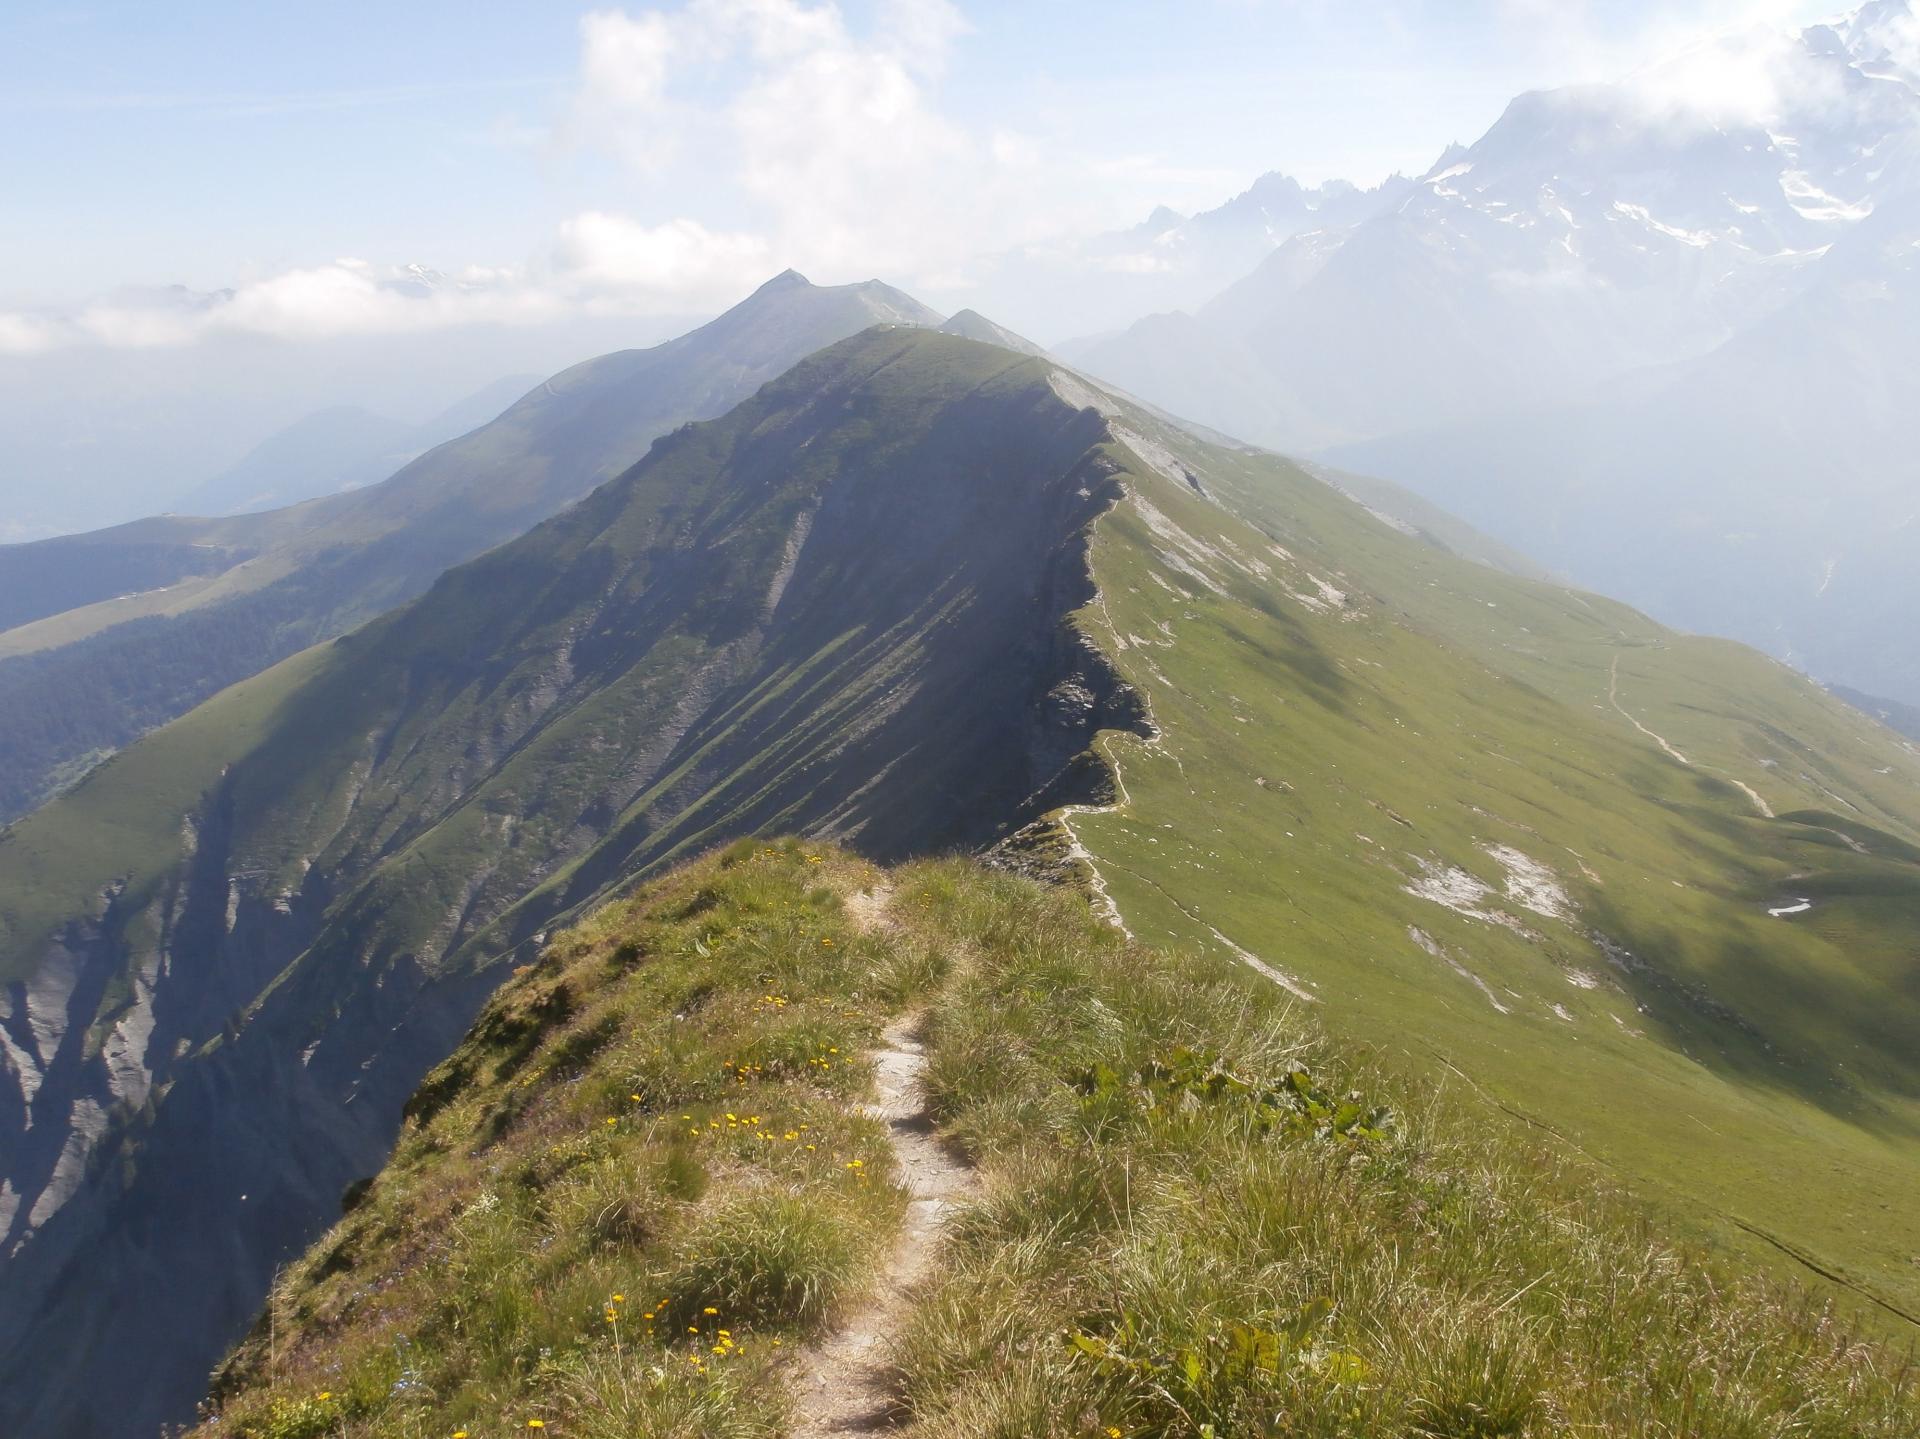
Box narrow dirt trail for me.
[1608,652,1775,818]
[1609,652,1694,767]
[787,1012,972,1436]
[786,884,976,1436]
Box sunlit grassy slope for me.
[1048,382,1920,1330]
[0,274,939,822]
[191,842,1917,1437]
[0,330,1140,1439]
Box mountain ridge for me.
[0,275,942,823]
[4,316,1920,1437]
[0,328,1141,1438]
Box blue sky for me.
[1,0,1830,315]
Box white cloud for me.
[0,261,577,354]
[873,0,972,76]
[563,0,1110,287]
[578,8,678,110]
[1623,21,1839,128]
[12,0,1875,356]
[0,312,55,355]
[0,218,785,354]
[0,0,1010,352]
[553,212,773,297]
[1492,0,1892,129]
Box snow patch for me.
[1404,858,1494,917]
[1610,201,1715,248]
[1779,171,1872,223]
[1281,565,1353,616]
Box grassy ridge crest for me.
[190,841,1917,1437]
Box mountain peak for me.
[1423,140,1471,178]
[756,268,813,292]
[1242,170,1309,201]
[938,308,1047,356]
[1130,205,1186,236]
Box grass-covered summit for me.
[190,840,1918,1437]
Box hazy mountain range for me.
[0,310,696,540]
[0,275,937,822]
[4,285,1920,1436]
[1068,0,1920,703]
[968,170,1416,342]
[170,375,540,518]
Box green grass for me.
[193,839,927,1439]
[1050,396,1920,1331]
[894,860,1918,1438]
[0,639,335,987]
[194,843,1918,1437]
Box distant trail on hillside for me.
[1608,652,1694,766]
[1608,652,1775,818]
